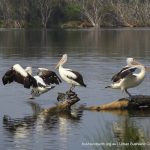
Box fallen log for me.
[84,95,150,111]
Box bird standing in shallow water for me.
[105,58,150,99]
[55,54,86,91]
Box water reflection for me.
[1,29,150,58]
[113,118,144,143]
[1,28,150,150]
[100,109,150,117]
[85,109,150,150]
[3,101,83,150]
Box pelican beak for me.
[133,59,150,72]
[55,59,62,69]
[55,54,67,69]
[55,61,60,69]
[132,59,143,66]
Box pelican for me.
[25,67,61,98]
[2,64,61,99]
[105,58,149,99]
[55,54,86,91]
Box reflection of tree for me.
[85,110,150,150]
[1,29,150,58]
[107,110,150,149]
[113,118,144,143]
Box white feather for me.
[38,68,49,71]
[64,69,77,79]
[25,67,32,75]
[37,68,49,76]
[13,64,28,77]
[59,67,80,86]
[31,75,55,98]
[34,75,46,86]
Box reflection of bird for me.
[2,64,61,98]
[55,54,86,91]
[25,67,61,98]
[106,58,148,99]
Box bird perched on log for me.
[55,54,86,91]
[2,64,61,99]
[105,58,150,99]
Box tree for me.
[110,0,150,27]
[0,0,13,25]
[38,0,55,28]
[73,0,109,28]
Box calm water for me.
[0,28,150,150]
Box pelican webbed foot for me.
[29,96,35,100]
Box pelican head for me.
[25,67,32,75]
[126,58,134,66]
[55,54,68,69]
[127,57,150,72]
[126,58,143,66]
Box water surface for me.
[0,28,150,150]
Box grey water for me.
[0,28,150,150]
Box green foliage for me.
[64,4,80,21]
[0,20,5,28]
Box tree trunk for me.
[84,95,150,111]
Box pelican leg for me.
[29,89,36,99]
[69,85,75,92]
[69,86,72,92]
[122,90,127,99]
[71,85,75,91]
[125,89,132,100]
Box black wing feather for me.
[68,70,86,87]
[2,68,37,88]
[112,67,136,82]
[38,70,61,85]
[2,69,15,85]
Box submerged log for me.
[84,95,150,111]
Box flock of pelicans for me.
[2,54,150,100]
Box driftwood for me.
[84,95,150,111]
[41,90,80,115]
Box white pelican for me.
[2,64,61,99]
[105,58,149,99]
[55,54,86,91]
[25,67,61,98]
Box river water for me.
[0,28,150,150]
